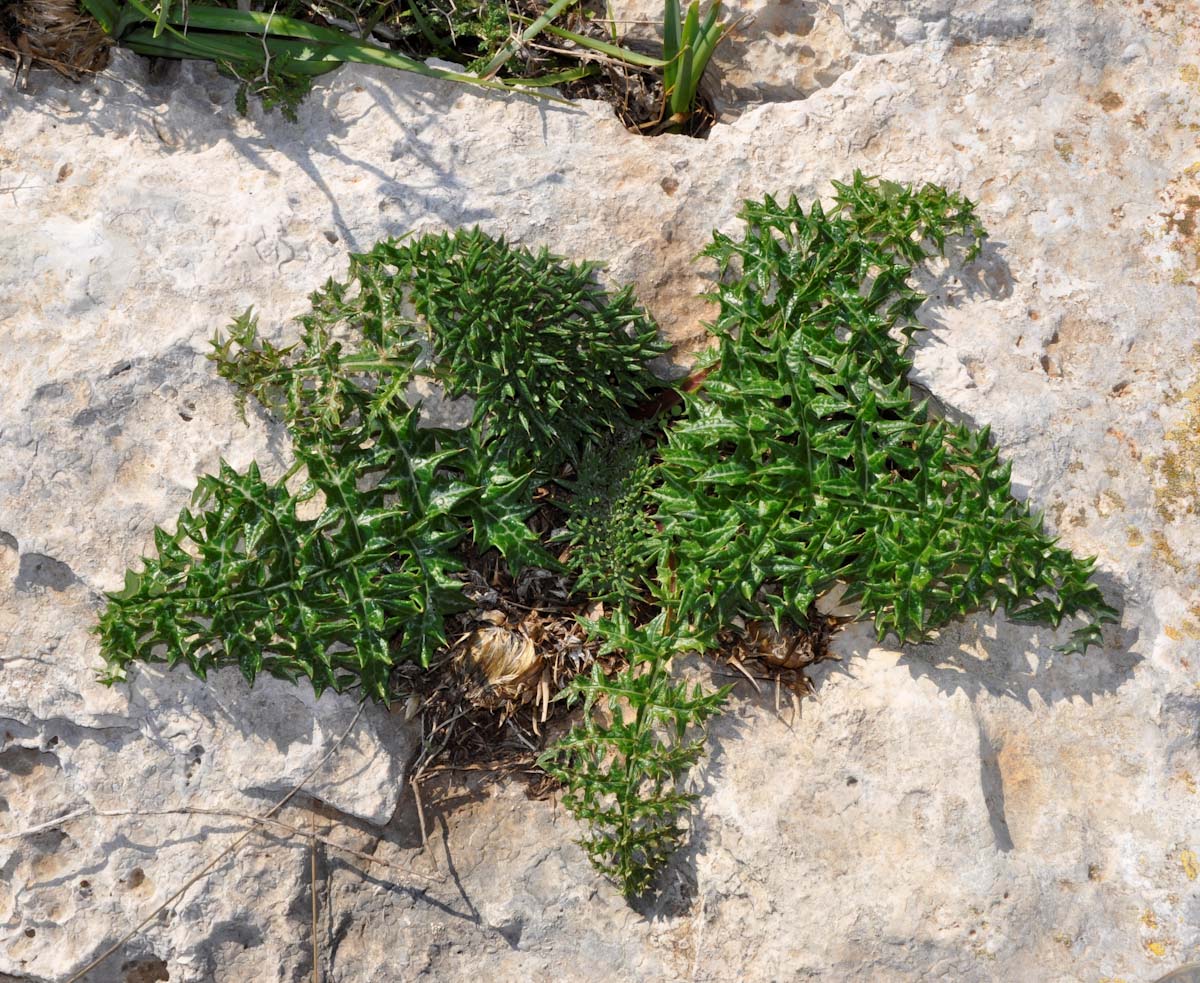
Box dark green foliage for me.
[104,280,459,698]
[97,229,658,698]
[367,229,667,471]
[538,611,729,897]
[561,427,660,603]
[441,427,549,573]
[97,177,1117,902]
[546,174,1115,896]
[653,173,1115,652]
[79,0,541,124]
[96,404,469,700]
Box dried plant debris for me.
[98,176,1116,899]
[1,0,111,85]
[722,605,847,699]
[402,562,615,801]
[453,625,543,708]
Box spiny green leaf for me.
[539,612,728,897]
[659,172,1114,649]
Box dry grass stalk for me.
[63,705,366,983]
[1,0,111,85]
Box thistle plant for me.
[538,611,729,898]
[370,228,666,471]
[560,426,660,604]
[98,176,1117,900]
[96,406,473,699]
[540,175,1115,895]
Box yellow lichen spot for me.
[1142,910,1159,931]
[1147,940,1167,958]
[1151,531,1187,572]
[1182,850,1199,881]
[1127,526,1145,547]
[1153,368,1200,522]
[1165,616,1200,641]
[1182,65,1200,86]
[1096,489,1126,516]
[1177,770,1198,795]
[1054,137,1076,163]
[1156,444,1200,521]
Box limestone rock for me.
[1,0,1199,979]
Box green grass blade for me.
[514,65,600,87]
[122,28,344,73]
[159,5,375,44]
[690,13,725,79]
[670,42,693,117]
[153,0,170,38]
[680,2,701,49]
[94,0,570,101]
[668,1,700,117]
[80,0,122,34]
[540,22,667,68]
[119,17,569,102]
[663,0,681,59]
[479,0,581,78]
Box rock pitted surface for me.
[1,1,1198,979]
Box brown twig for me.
[410,775,430,857]
[310,810,319,983]
[4,804,440,883]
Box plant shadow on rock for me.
[315,786,532,942]
[122,668,371,758]
[706,586,1138,729]
[664,595,1140,908]
[0,54,526,247]
[887,576,1138,708]
[704,0,860,106]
